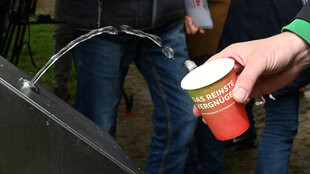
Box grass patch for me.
[6,23,76,94]
[11,24,55,89]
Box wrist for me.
[283,31,310,72]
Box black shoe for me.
[226,130,257,151]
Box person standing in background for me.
[203,0,310,113]
[184,0,231,173]
[52,0,72,102]
[63,1,198,173]
[216,0,306,173]
[185,0,231,65]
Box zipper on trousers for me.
[151,0,158,26]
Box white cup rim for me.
[181,58,235,90]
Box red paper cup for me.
[181,58,249,140]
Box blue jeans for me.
[246,99,257,136]
[185,118,225,174]
[196,119,225,174]
[72,21,198,174]
[255,91,299,174]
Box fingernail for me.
[233,88,248,103]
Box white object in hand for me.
[185,0,213,29]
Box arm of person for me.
[193,2,310,116]
[210,2,310,103]
[228,1,310,103]
[212,32,309,102]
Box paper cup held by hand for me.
[181,58,249,140]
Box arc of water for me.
[119,25,163,47]
[29,26,118,86]
[119,25,174,58]
[29,25,175,87]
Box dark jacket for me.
[63,0,185,30]
[297,1,310,21]
[217,0,303,50]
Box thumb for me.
[233,65,261,103]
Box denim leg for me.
[246,99,256,136]
[184,119,225,174]
[255,91,299,174]
[196,119,225,174]
[72,31,123,138]
[134,21,198,174]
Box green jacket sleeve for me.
[282,1,310,44]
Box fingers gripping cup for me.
[181,58,249,140]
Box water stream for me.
[24,25,175,89]
[30,26,118,86]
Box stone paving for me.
[117,63,310,174]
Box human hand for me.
[209,32,310,104]
[183,16,205,34]
[193,32,310,117]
